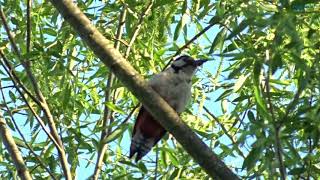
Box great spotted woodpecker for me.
[129,55,207,162]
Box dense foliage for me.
[0,0,319,179]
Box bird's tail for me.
[129,132,153,162]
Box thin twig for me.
[26,0,32,54]
[124,0,154,58]
[106,104,139,136]
[162,22,216,70]
[274,127,286,180]
[265,50,276,123]
[92,7,127,180]
[0,8,21,57]
[265,50,286,180]
[0,50,41,106]
[174,23,216,57]
[0,85,15,89]
[0,82,57,180]
[154,144,159,180]
[234,102,251,134]
[203,106,245,158]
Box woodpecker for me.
[129,55,207,162]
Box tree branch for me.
[26,0,32,55]
[0,81,57,180]
[203,106,245,159]
[92,7,127,179]
[163,22,216,70]
[0,51,61,149]
[0,51,69,178]
[124,0,154,58]
[265,50,286,179]
[48,0,239,179]
[0,114,32,180]
[0,7,72,179]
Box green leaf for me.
[209,28,227,53]
[173,1,188,41]
[173,20,182,41]
[168,168,180,180]
[233,75,248,92]
[105,102,125,115]
[119,160,137,168]
[288,167,305,175]
[232,95,250,102]
[43,28,57,36]
[154,0,174,8]
[5,117,15,130]
[161,150,168,168]
[253,61,269,117]
[269,79,291,86]
[9,91,16,103]
[215,89,233,102]
[167,151,179,167]
[242,145,262,171]
[247,111,255,122]
[102,126,127,144]
[259,2,279,12]
[226,19,249,40]
[137,161,148,174]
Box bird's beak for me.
[194,59,208,66]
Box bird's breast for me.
[149,72,192,113]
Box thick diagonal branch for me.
[0,114,32,180]
[48,0,239,179]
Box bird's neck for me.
[168,67,193,83]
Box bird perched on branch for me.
[129,55,207,162]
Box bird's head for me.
[170,55,207,75]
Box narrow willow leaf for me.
[105,101,125,114]
[289,168,305,175]
[232,95,250,102]
[161,150,168,168]
[173,20,182,41]
[167,151,179,166]
[269,79,291,85]
[253,86,268,114]
[215,89,233,102]
[221,99,228,113]
[173,1,188,41]
[102,126,127,144]
[242,145,262,171]
[226,19,249,40]
[168,168,179,180]
[259,2,279,12]
[209,28,227,53]
[119,160,137,168]
[253,62,269,116]
[137,162,148,174]
[43,28,57,36]
[5,117,15,130]
[233,75,248,92]
[8,91,16,102]
[247,111,255,122]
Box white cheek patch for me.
[173,59,187,67]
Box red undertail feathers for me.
[129,106,166,162]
